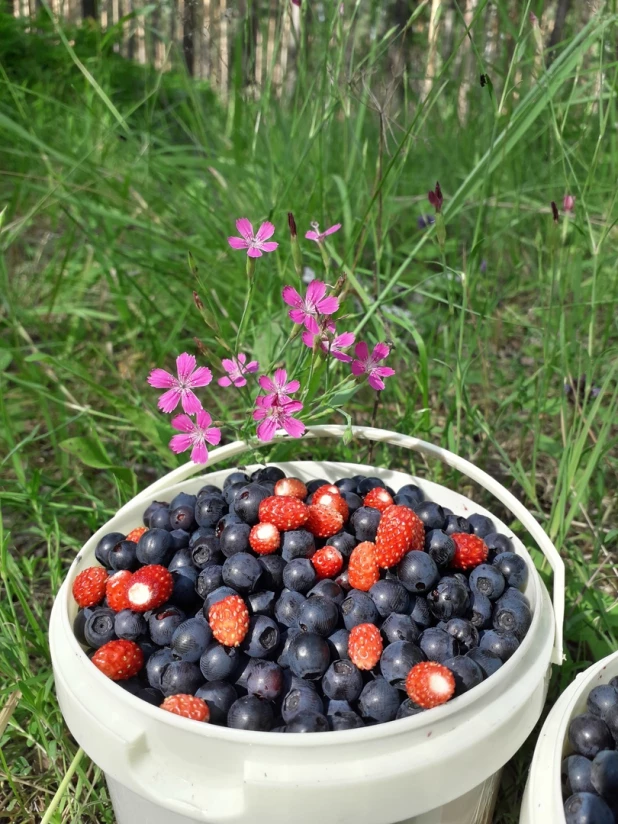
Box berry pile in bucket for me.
[72,467,531,732]
[563,681,618,823]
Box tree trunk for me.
[81,0,97,19]
[183,0,196,75]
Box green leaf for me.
[60,437,136,489]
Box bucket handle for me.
[121,425,564,665]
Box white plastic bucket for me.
[50,425,565,824]
[520,649,618,823]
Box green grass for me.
[1,2,618,821]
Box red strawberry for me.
[126,526,148,543]
[375,505,425,568]
[249,522,281,555]
[348,623,383,670]
[405,661,455,709]
[312,546,343,579]
[274,477,308,501]
[305,504,344,538]
[347,541,380,591]
[363,487,394,513]
[258,496,309,531]
[312,485,349,521]
[106,570,132,612]
[92,639,144,680]
[209,594,250,647]
[126,565,173,612]
[160,694,210,722]
[451,533,489,570]
[72,566,108,608]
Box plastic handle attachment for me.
[122,425,564,664]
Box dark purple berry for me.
[479,629,519,662]
[380,641,424,687]
[143,501,168,528]
[191,534,222,568]
[160,660,203,697]
[95,532,124,568]
[281,530,316,561]
[170,505,195,533]
[492,552,528,591]
[247,590,277,617]
[200,642,240,681]
[281,687,323,723]
[227,695,274,731]
[444,513,473,535]
[171,618,211,662]
[369,579,410,618]
[114,609,147,642]
[148,605,186,646]
[109,540,139,571]
[381,613,420,645]
[196,565,224,599]
[287,632,330,680]
[258,554,286,590]
[308,579,345,605]
[466,647,502,678]
[426,577,469,621]
[419,627,461,663]
[298,596,339,636]
[195,494,227,528]
[444,618,478,651]
[149,506,172,531]
[409,595,433,628]
[136,528,173,566]
[358,678,400,724]
[396,483,424,505]
[283,558,317,594]
[285,711,329,733]
[485,532,514,560]
[84,607,116,648]
[322,659,363,701]
[397,551,440,594]
[468,513,494,538]
[222,552,262,592]
[328,628,350,660]
[396,698,425,719]
[146,647,174,690]
[492,598,532,640]
[444,655,484,695]
[564,793,614,824]
[251,466,286,484]
[335,477,359,494]
[195,681,238,725]
[234,484,271,525]
[275,589,306,627]
[341,491,363,516]
[219,523,251,557]
[241,615,280,658]
[328,531,356,557]
[587,685,618,722]
[569,714,614,758]
[351,507,381,542]
[414,501,446,530]
[562,754,595,797]
[341,590,379,630]
[469,564,505,601]
[247,660,284,700]
[470,592,493,629]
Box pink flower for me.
[305,222,341,243]
[148,353,212,414]
[169,410,221,464]
[351,342,396,391]
[228,218,278,258]
[563,195,575,213]
[258,369,300,405]
[253,396,305,441]
[428,182,443,213]
[302,328,355,362]
[218,353,259,388]
[282,281,339,334]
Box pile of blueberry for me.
[72,467,532,732]
[563,682,618,823]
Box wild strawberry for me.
[209,594,250,647]
[72,566,108,608]
[274,477,308,501]
[451,533,489,570]
[348,541,380,591]
[375,505,425,568]
[348,623,383,670]
[126,526,148,543]
[160,694,210,722]
[306,504,344,538]
[249,522,281,555]
[363,487,394,513]
[312,546,343,579]
[312,485,349,521]
[92,639,144,680]
[105,570,132,612]
[405,661,455,709]
[126,565,173,612]
[258,496,309,531]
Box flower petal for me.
[368,374,386,391]
[282,416,305,438]
[334,332,355,348]
[228,236,249,250]
[253,406,267,421]
[189,366,213,388]
[204,426,221,446]
[282,286,303,309]
[330,350,353,363]
[158,388,182,413]
[305,231,319,242]
[181,390,203,415]
[373,366,396,379]
[289,308,307,325]
[236,353,247,365]
[302,331,315,348]
[256,221,275,242]
[232,376,247,387]
[236,218,254,241]
[257,418,278,442]
[258,376,276,392]
[218,376,232,387]
[306,280,327,306]
[273,369,288,390]
[247,247,263,258]
[245,360,259,373]
[354,341,369,362]
[304,315,320,335]
[372,342,390,361]
[315,295,339,316]
[284,379,300,393]
[169,433,193,454]
[351,360,365,377]
[196,409,213,429]
[221,359,236,373]
[147,368,176,389]
[176,353,197,382]
[323,223,341,237]
[171,414,195,433]
[259,241,278,253]
[281,399,303,414]
[191,442,209,464]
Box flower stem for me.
[41,748,84,824]
[236,259,256,352]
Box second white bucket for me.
[50,426,565,824]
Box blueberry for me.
[170,491,197,511]
[191,534,222,568]
[195,494,228,528]
[170,567,199,611]
[74,608,93,645]
[335,569,351,592]
[468,513,495,538]
[328,531,357,557]
[562,755,595,797]
[170,505,196,533]
[234,484,271,525]
[143,501,168,528]
[351,507,381,542]
[197,484,221,498]
[171,618,212,662]
[587,685,618,722]
[241,615,280,658]
[380,641,424,687]
[220,524,251,557]
[335,477,359,494]
[109,540,140,571]
[149,506,172,531]
[275,589,306,627]
[392,494,417,510]
[149,605,186,646]
[341,491,363,516]
[189,526,216,547]
[287,632,331,680]
[224,471,251,490]
[492,552,528,591]
[258,554,286,590]
[251,466,286,484]
[118,676,142,696]
[298,596,339,636]
[424,530,455,567]
[444,618,478,651]
[358,678,400,724]
[569,714,614,758]
[146,648,174,690]
[281,686,323,723]
[444,655,484,695]
[137,638,159,664]
[427,577,470,621]
[195,681,238,725]
[84,607,116,648]
[136,528,174,566]
[341,590,379,630]
[419,627,461,663]
[321,659,362,701]
[170,529,191,551]
[497,587,530,609]
[397,483,424,505]
[222,552,262,593]
[114,609,147,642]
[492,598,532,640]
[328,628,350,660]
[306,478,329,494]
[283,558,317,594]
[485,532,514,560]
[281,530,316,561]
[466,647,503,678]
[247,659,284,700]
[329,709,365,730]
[138,686,164,706]
[308,579,345,605]
[228,695,274,731]
[200,642,240,681]
[470,592,493,629]
[285,711,329,733]
[444,514,473,535]
[369,580,410,618]
[591,749,618,799]
[95,532,124,568]
[196,566,224,599]
[396,698,425,719]
[563,793,614,824]
[381,613,420,645]
[414,501,446,530]
[247,590,277,617]
[224,481,249,507]
[168,547,195,572]
[160,660,203,696]
[479,629,519,662]
[409,595,433,629]
[469,564,505,601]
[397,551,440,594]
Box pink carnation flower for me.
[253,396,305,442]
[258,369,300,405]
[169,410,221,464]
[148,353,212,414]
[302,328,355,362]
[228,218,278,258]
[351,342,395,391]
[282,281,339,334]
[305,222,341,243]
[218,353,259,388]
